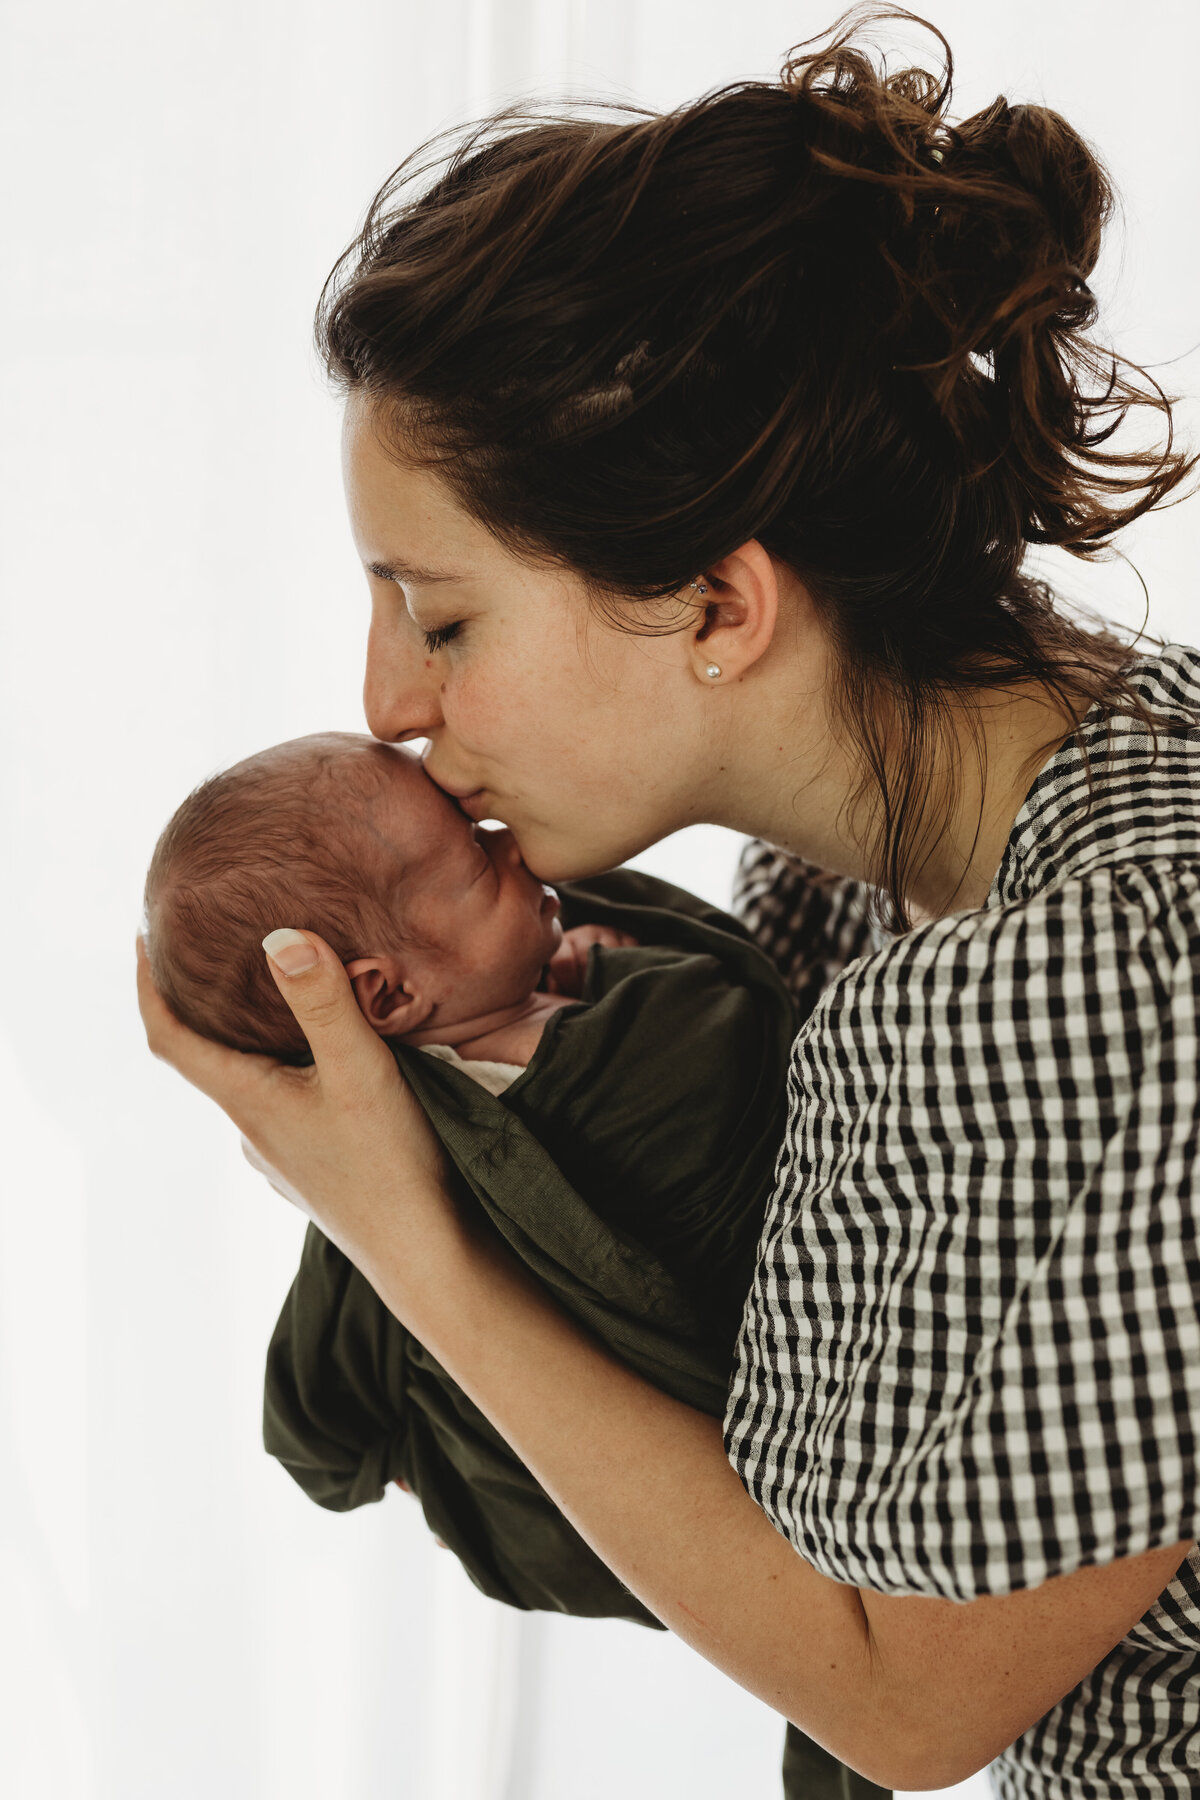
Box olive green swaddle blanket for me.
[263,868,888,1800]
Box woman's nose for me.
[363,614,445,743]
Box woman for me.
[138,10,1200,1793]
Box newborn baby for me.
[145,735,862,1799]
[143,732,632,1075]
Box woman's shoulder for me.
[733,641,1200,1025]
[728,848,1200,1606]
[989,638,1200,909]
[798,849,1200,1072]
[802,632,1200,1042]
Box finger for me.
[136,934,278,1113]
[262,928,395,1093]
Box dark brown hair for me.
[144,735,419,1061]
[316,5,1198,929]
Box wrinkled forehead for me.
[334,737,467,865]
[241,735,466,882]
[340,735,423,788]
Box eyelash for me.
[422,622,463,653]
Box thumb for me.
[262,928,392,1086]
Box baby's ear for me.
[343,956,430,1037]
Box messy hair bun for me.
[783,41,1124,545]
[317,5,1197,927]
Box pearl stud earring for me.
[705,663,722,680]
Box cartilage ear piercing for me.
[690,579,709,595]
[705,663,722,680]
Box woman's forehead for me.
[342,398,488,571]
[342,398,584,604]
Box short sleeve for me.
[724,857,1200,1600]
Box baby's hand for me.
[541,923,639,997]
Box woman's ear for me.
[687,540,783,684]
[343,956,431,1038]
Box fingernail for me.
[262,928,318,975]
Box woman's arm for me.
[137,929,1192,1791]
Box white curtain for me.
[2,2,1195,1795]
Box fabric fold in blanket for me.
[263,868,890,1800]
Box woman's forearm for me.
[351,1180,885,1775]
[350,1177,1194,1791]
[138,939,1185,1791]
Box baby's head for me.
[144,732,563,1060]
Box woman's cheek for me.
[463,683,546,764]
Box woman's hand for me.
[136,927,450,1262]
[135,933,1192,1790]
[239,1135,315,1217]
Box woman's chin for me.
[522,836,636,886]
[493,808,652,885]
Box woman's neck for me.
[914,682,1089,917]
[706,625,1089,922]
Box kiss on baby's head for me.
[144,733,564,1062]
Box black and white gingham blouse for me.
[724,642,1200,1798]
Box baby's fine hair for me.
[144,734,412,1061]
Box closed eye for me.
[423,622,463,653]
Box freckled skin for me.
[342,396,737,884]
[341,393,1088,916]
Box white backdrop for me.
[1,2,1197,1796]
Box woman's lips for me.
[422,761,479,799]
[431,779,489,818]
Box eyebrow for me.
[365,559,463,585]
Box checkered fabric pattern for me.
[727,841,898,1019]
[724,643,1200,1797]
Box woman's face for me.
[342,395,714,882]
